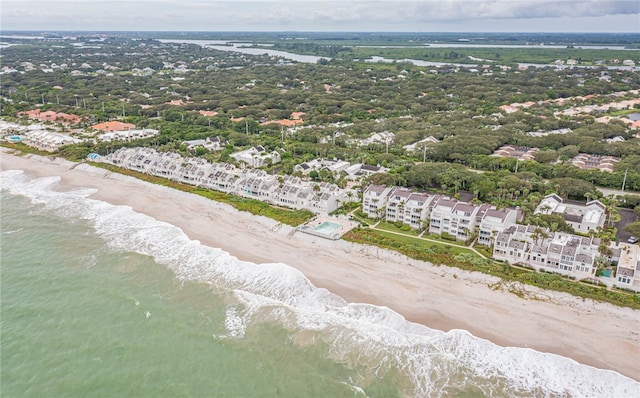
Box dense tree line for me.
[1,35,639,201]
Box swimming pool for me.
[299,219,351,240]
[312,221,342,235]
[7,135,21,143]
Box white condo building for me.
[99,147,356,214]
[384,187,438,230]
[20,129,81,152]
[363,184,519,240]
[612,242,640,292]
[493,225,601,279]
[477,208,520,246]
[362,185,394,219]
[429,199,492,241]
[535,194,606,234]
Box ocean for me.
[2,169,639,398]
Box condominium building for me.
[384,187,439,230]
[571,153,620,173]
[20,129,81,152]
[429,199,491,241]
[535,194,606,234]
[363,184,518,240]
[99,147,357,214]
[362,185,394,219]
[97,128,160,143]
[493,225,601,279]
[611,242,640,292]
[477,208,520,246]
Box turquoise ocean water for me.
[2,169,639,397]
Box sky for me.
[2,0,639,32]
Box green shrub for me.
[343,228,640,310]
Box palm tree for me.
[398,200,406,220]
[584,191,593,202]
[376,206,386,221]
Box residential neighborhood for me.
[1,29,640,393]
[362,184,640,291]
[96,147,359,214]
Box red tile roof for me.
[90,121,136,132]
[260,119,304,127]
[18,109,83,125]
[290,112,306,120]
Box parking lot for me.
[616,208,637,243]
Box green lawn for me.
[370,229,479,257]
[375,221,422,236]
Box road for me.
[597,187,640,198]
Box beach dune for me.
[2,149,639,381]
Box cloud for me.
[394,1,639,21]
[1,0,639,31]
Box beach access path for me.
[2,149,639,382]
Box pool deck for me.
[297,215,358,240]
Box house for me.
[571,153,621,172]
[305,182,352,213]
[535,194,606,234]
[403,192,436,230]
[293,159,322,175]
[182,136,229,152]
[344,163,389,180]
[237,170,276,200]
[90,121,136,132]
[499,105,520,114]
[348,131,395,147]
[230,146,282,168]
[97,129,159,143]
[260,119,304,127]
[293,158,351,176]
[150,151,183,177]
[18,109,83,125]
[362,184,517,234]
[178,158,212,186]
[276,183,305,209]
[402,136,440,154]
[491,145,539,161]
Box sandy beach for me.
[2,149,639,381]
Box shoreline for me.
[2,149,639,382]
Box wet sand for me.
[2,149,639,381]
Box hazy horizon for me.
[2,1,639,33]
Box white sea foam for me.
[2,169,640,398]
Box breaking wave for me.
[3,169,639,397]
